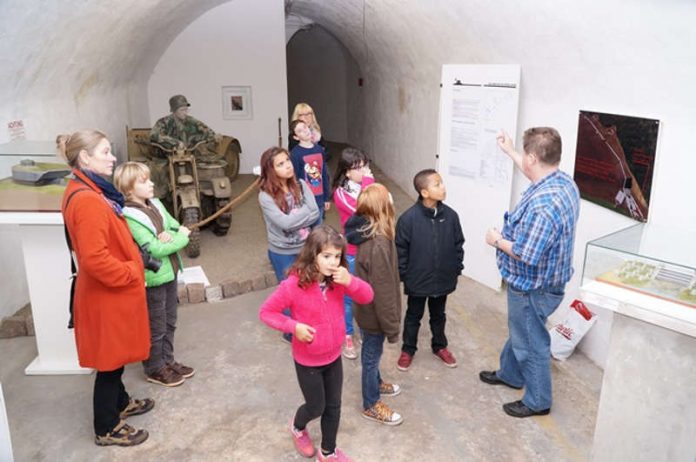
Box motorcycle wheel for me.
[212,199,231,236]
[183,207,201,258]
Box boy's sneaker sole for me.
[146,375,184,387]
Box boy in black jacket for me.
[395,169,464,371]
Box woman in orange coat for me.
[59,129,153,447]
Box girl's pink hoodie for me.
[333,176,375,256]
[259,274,374,366]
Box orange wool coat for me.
[62,169,150,371]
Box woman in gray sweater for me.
[258,146,320,284]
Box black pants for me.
[401,294,448,356]
[93,366,130,436]
[293,357,343,453]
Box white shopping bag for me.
[549,300,597,361]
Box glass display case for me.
[0,140,68,212]
[582,223,696,308]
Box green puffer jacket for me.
[123,199,189,288]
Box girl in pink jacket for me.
[332,147,374,360]
[259,225,373,462]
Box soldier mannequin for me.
[150,95,221,158]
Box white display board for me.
[437,65,521,290]
[0,383,13,462]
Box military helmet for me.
[169,95,191,112]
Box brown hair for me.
[113,161,151,198]
[413,168,438,198]
[290,225,347,289]
[289,119,307,138]
[258,146,302,212]
[356,183,395,241]
[291,102,321,133]
[523,127,562,165]
[56,129,108,168]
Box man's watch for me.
[494,238,502,249]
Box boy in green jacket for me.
[114,162,193,387]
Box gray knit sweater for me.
[258,179,319,255]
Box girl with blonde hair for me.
[344,183,404,426]
[289,102,326,153]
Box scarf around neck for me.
[81,169,125,208]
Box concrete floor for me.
[0,145,603,461]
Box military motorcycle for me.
[152,140,232,258]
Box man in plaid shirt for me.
[479,127,580,418]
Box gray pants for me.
[143,280,179,375]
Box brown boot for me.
[146,365,184,387]
[95,420,148,447]
[168,361,195,378]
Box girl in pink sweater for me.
[332,147,374,360]
[259,224,373,462]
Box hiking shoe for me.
[396,352,413,371]
[168,361,195,378]
[361,401,403,426]
[146,366,184,387]
[316,447,353,461]
[379,381,401,397]
[95,420,149,447]
[290,420,316,458]
[119,398,155,419]
[342,335,358,360]
[434,348,457,368]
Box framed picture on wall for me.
[222,86,253,120]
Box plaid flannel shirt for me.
[497,170,580,291]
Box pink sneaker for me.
[342,335,357,360]
[316,447,353,461]
[289,420,315,458]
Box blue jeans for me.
[267,250,298,282]
[496,285,565,411]
[343,255,355,335]
[360,330,384,409]
[268,250,298,341]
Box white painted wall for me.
[287,26,357,143]
[147,0,288,172]
[288,0,696,368]
[1,0,694,368]
[0,0,227,318]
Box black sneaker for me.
[95,420,149,447]
[479,370,523,389]
[503,400,550,418]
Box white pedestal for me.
[0,212,91,375]
[581,281,696,462]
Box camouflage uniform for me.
[150,114,216,151]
